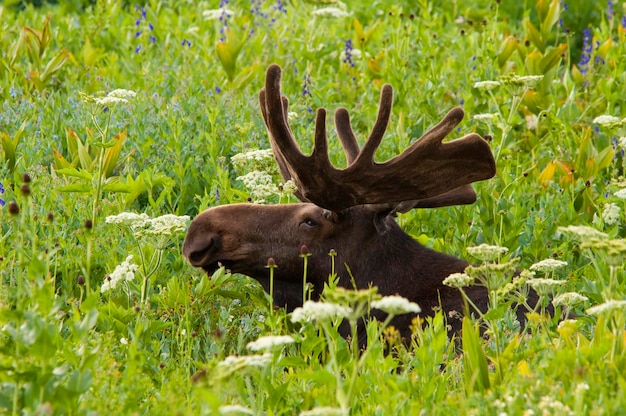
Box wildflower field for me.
[2,0,626,414]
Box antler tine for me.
[354,84,393,165]
[334,108,360,165]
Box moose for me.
[183,64,509,338]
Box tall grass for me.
[1,0,626,414]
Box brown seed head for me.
[8,201,19,215]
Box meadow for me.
[1,0,626,414]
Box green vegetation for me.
[1,0,626,414]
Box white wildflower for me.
[95,96,129,106]
[280,179,298,195]
[203,8,234,20]
[340,48,362,62]
[473,113,499,123]
[467,243,509,262]
[615,188,626,200]
[105,212,150,228]
[510,74,544,87]
[290,301,353,323]
[538,396,572,415]
[557,225,608,241]
[217,353,273,368]
[287,111,298,121]
[525,113,538,130]
[312,5,349,18]
[219,405,255,415]
[237,171,279,201]
[552,292,588,308]
[139,214,190,237]
[526,278,566,295]
[593,115,622,126]
[247,335,295,352]
[473,80,501,90]
[107,89,136,99]
[231,149,274,167]
[120,337,129,345]
[371,295,421,315]
[529,259,568,273]
[101,255,138,293]
[442,272,474,288]
[602,203,621,225]
[586,299,626,316]
[300,407,349,416]
[618,137,626,149]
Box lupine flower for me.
[302,74,312,97]
[371,295,421,315]
[0,182,5,207]
[579,28,593,75]
[181,39,192,47]
[466,243,509,262]
[247,335,295,351]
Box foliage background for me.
[1,0,626,414]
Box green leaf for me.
[56,167,92,180]
[462,316,490,394]
[58,183,93,193]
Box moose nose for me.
[183,234,220,267]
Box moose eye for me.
[300,218,318,228]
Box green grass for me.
[1,0,626,414]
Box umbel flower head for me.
[247,335,295,352]
[371,295,421,315]
[466,243,509,262]
[443,272,474,288]
[101,255,138,293]
[529,259,568,274]
[290,301,353,323]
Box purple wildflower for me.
[182,39,192,47]
[302,74,312,97]
[0,182,5,207]
[343,39,355,67]
[578,28,592,75]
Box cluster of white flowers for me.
[467,244,509,262]
[217,353,273,368]
[94,89,136,106]
[552,292,588,308]
[592,115,625,126]
[601,203,622,225]
[219,405,254,415]
[105,212,190,237]
[508,74,544,87]
[312,3,350,18]
[299,407,349,416]
[529,259,568,273]
[237,171,279,202]
[526,278,566,295]
[615,188,626,200]
[340,48,362,62]
[371,295,421,315]
[443,272,474,288]
[247,335,295,352]
[538,396,573,416]
[586,299,626,316]
[101,255,138,293]
[557,225,608,241]
[291,301,353,323]
[203,8,234,20]
[473,80,501,90]
[231,149,274,167]
[472,113,499,123]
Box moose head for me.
[183,64,498,336]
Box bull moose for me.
[183,64,509,338]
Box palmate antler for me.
[259,64,496,212]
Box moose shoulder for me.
[183,64,500,337]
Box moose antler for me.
[259,64,496,212]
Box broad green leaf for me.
[103,131,126,177]
[58,183,93,193]
[56,167,92,180]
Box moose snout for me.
[182,233,221,267]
